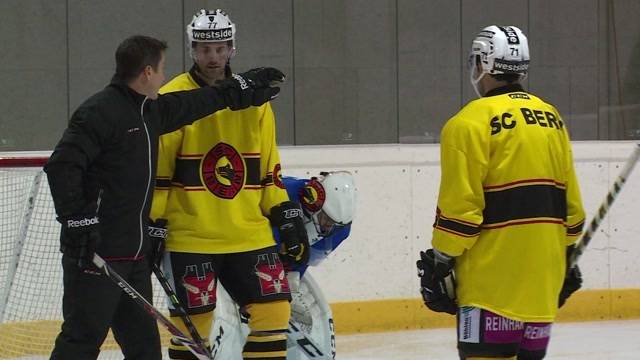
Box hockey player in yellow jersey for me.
[416,25,585,360]
[150,9,309,360]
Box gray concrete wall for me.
[1,0,638,150]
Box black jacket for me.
[45,79,228,260]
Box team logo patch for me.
[300,178,326,213]
[273,163,285,189]
[182,263,216,308]
[254,253,289,295]
[201,143,245,199]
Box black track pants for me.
[50,256,161,360]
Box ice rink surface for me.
[336,320,640,359]
[24,320,637,359]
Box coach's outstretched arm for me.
[155,67,285,134]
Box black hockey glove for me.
[559,245,583,308]
[270,201,310,268]
[239,67,286,88]
[148,218,168,268]
[58,205,101,270]
[215,67,284,110]
[416,249,457,315]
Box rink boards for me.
[278,141,640,333]
[0,141,639,353]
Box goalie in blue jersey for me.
[210,171,357,360]
[278,171,356,359]
[278,171,355,274]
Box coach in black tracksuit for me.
[44,35,284,360]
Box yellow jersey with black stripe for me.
[431,84,585,322]
[150,68,289,254]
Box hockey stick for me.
[91,254,213,360]
[152,264,215,359]
[569,143,640,268]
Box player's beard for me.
[195,62,227,85]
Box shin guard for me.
[168,311,213,359]
[242,300,290,359]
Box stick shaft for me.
[569,144,640,268]
[152,264,213,358]
[92,254,212,360]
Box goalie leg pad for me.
[167,311,213,360]
[242,300,290,359]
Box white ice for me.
[18,320,636,359]
[336,320,640,359]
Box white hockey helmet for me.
[187,9,236,52]
[468,25,530,96]
[300,171,357,237]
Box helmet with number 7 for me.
[187,9,236,52]
[468,25,530,97]
[300,171,357,237]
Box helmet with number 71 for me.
[186,9,236,51]
[300,171,357,237]
[468,25,530,96]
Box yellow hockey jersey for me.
[431,84,585,322]
[150,69,289,254]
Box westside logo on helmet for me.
[192,28,233,41]
[493,59,529,72]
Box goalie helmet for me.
[468,25,529,96]
[187,9,236,51]
[300,171,357,237]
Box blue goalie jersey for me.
[273,176,351,274]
